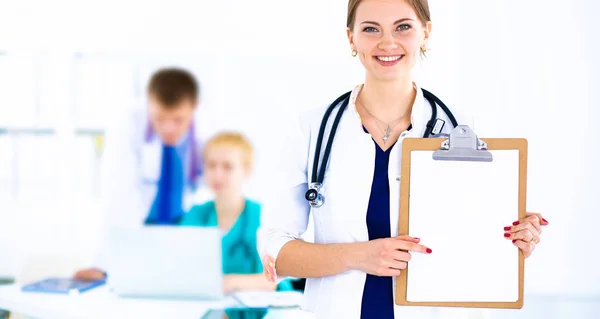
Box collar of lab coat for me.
[347,82,426,137]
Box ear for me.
[347,27,355,51]
[423,21,432,47]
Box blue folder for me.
[21,277,106,294]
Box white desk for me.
[1,284,599,319]
[0,284,309,319]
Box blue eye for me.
[398,24,411,31]
[363,26,378,32]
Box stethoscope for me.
[201,205,257,272]
[305,88,459,208]
[144,121,202,190]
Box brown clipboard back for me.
[395,134,528,309]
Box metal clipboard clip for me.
[432,125,493,162]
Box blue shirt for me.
[144,130,201,225]
[360,128,404,319]
[156,130,198,189]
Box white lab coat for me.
[260,83,486,319]
[93,107,211,269]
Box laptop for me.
[107,226,223,300]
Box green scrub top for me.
[179,199,293,291]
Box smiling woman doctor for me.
[259,0,549,318]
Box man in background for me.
[74,67,206,280]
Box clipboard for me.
[395,125,527,309]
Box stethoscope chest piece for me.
[305,182,324,208]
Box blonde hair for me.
[346,0,431,30]
[202,132,254,168]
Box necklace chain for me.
[358,96,411,145]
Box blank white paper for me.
[406,150,520,303]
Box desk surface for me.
[0,284,309,319]
[1,284,599,319]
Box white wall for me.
[1,0,598,297]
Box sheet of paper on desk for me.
[406,150,520,302]
[232,291,303,308]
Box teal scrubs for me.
[179,199,293,291]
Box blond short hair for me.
[202,132,254,168]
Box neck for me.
[360,74,416,119]
[214,192,245,220]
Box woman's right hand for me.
[351,235,431,277]
[262,254,276,282]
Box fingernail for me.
[504,226,512,231]
[512,240,516,243]
[414,237,420,241]
[426,248,432,254]
[542,218,549,224]
[512,221,520,226]
[504,233,511,238]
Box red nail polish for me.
[426,248,432,254]
[504,233,511,238]
[512,240,516,243]
[542,218,549,224]
[504,226,511,231]
[512,221,520,226]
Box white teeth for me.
[377,55,402,62]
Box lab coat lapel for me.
[140,137,162,188]
[388,141,402,238]
[344,87,376,242]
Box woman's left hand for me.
[504,212,549,258]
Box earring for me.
[420,45,427,54]
[351,49,358,57]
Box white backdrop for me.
[0,0,598,297]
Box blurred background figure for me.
[73,67,205,281]
[179,132,294,293]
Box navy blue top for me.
[359,125,410,319]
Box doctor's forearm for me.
[276,240,362,278]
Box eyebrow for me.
[359,18,414,26]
